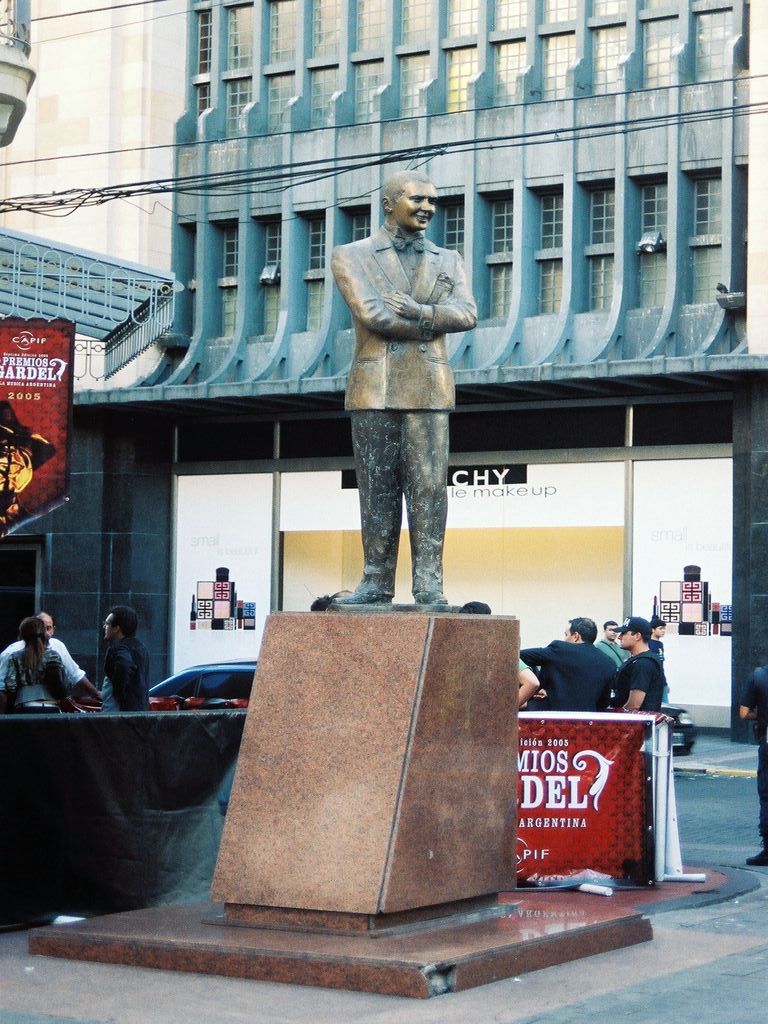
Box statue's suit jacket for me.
[331,228,477,411]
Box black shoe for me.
[413,591,449,606]
[745,850,768,866]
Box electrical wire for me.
[32,0,181,21]
[0,96,762,217]
[1,68,760,171]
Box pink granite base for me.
[212,612,520,916]
[28,895,653,998]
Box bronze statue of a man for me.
[331,171,477,606]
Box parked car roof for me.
[149,660,257,710]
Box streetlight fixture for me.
[0,1,35,148]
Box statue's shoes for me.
[332,588,393,606]
[413,591,449,606]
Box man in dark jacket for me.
[739,666,768,866]
[519,616,614,712]
[101,605,150,712]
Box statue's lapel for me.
[370,230,410,291]
[411,242,441,303]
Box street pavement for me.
[1,733,766,1024]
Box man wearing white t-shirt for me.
[0,611,101,705]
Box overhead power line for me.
[0,98,761,218]
[32,0,180,21]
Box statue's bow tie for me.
[391,234,425,253]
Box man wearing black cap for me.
[614,616,665,712]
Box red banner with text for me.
[0,318,75,536]
[517,713,654,885]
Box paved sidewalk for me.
[1,731,764,1024]
[674,730,758,777]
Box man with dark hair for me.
[613,616,665,712]
[101,605,149,712]
[595,619,630,670]
[649,615,669,701]
[739,666,768,866]
[331,170,477,608]
[519,617,614,712]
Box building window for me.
[539,260,562,313]
[313,0,341,59]
[196,82,211,117]
[644,18,679,89]
[543,0,576,23]
[639,181,667,307]
[267,73,295,133]
[538,193,563,314]
[541,193,563,249]
[227,4,253,71]
[269,0,297,64]
[351,211,371,240]
[402,0,431,45]
[695,11,732,83]
[197,9,212,74]
[592,0,627,15]
[691,178,722,303]
[495,0,526,31]
[219,223,239,336]
[593,26,626,95]
[542,34,575,100]
[487,197,514,319]
[494,41,525,105]
[587,189,615,311]
[590,256,613,310]
[446,47,477,112]
[305,217,326,330]
[591,188,614,246]
[261,221,282,335]
[448,0,478,38]
[355,61,383,122]
[443,201,465,256]
[357,0,385,51]
[226,78,252,135]
[400,53,431,117]
[310,67,338,127]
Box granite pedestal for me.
[29,612,653,996]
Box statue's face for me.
[384,180,437,234]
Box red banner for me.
[0,318,74,536]
[517,713,654,885]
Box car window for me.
[152,672,199,698]
[198,669,254,700]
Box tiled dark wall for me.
[732,376,768,740]
[14,407,174,688]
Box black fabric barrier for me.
[0,712,246,923]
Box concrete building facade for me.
[3,0,766,732]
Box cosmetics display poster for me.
[0,318,74,537]
[173,473,273,672]
[280,464,625,641]
[632,459,732,708]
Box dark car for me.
[148,660,257,711]
[663,704,698,755]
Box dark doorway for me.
[0,545,38,649]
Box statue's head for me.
[381,171,437,234]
